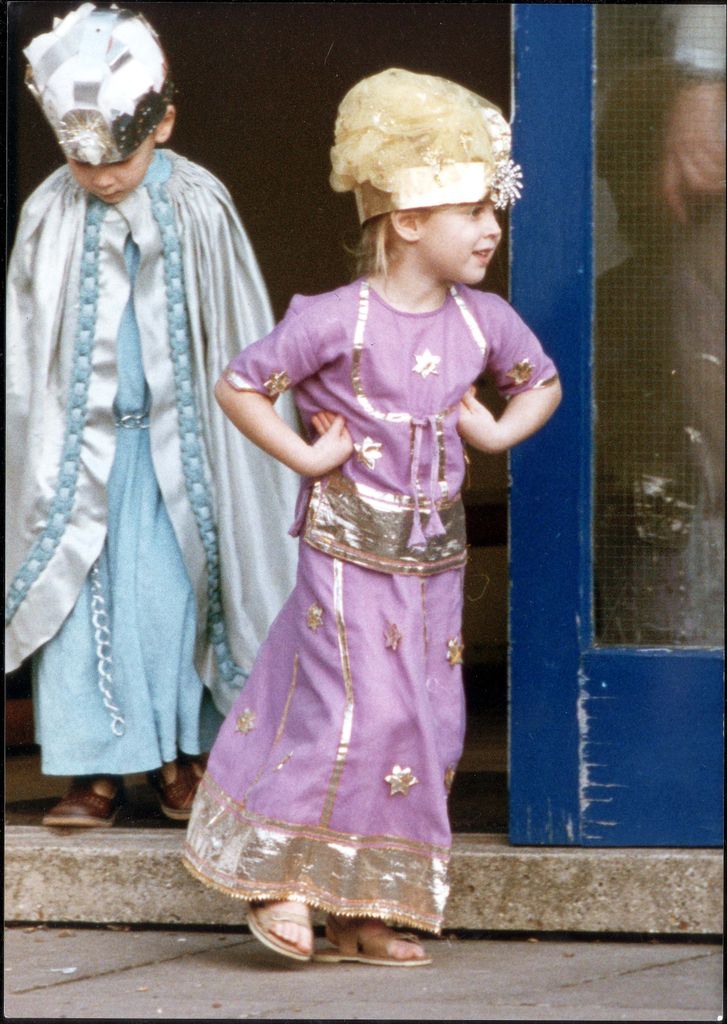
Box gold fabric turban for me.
[330,68,523,223]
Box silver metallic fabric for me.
[185,773,450,933]
[5,150,299,714]
[303,471,468,575]
[24,3,173,165]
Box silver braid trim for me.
[89,561,126,737]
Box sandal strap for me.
[261,906,311,926]
[159,778,194,805]
[63,791,114,814]
[148,763,198,808]
[46,781,122,819]
[325,917,425,958]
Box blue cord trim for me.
[5,199,108,625]
[146,180,246,685]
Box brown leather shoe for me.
[147,759,202,821]
[42,776,123,828]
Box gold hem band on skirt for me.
[183,775,449,934]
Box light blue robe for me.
[33,153,223,775]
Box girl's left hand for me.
[457,380,562,454]
[457,388,500,452]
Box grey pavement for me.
[4,925,723,1021]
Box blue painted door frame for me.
[508,4,724,847]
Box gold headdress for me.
[330,68,523,224]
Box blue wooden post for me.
[509,3,594,845]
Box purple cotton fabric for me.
[225,281,556,505]
[184,281,556,929]
[206,543,465,845]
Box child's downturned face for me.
[416,200,502,286]
[66,106,175,205]
[67,133,157,204]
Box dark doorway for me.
[6,1,511,833]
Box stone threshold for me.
[5,826,722,935]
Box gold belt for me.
[303,472,468,576]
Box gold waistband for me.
[303,472,468,576]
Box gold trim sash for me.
[303,472,468,576]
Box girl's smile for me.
[415,200,502,286]
[473,245,497,267]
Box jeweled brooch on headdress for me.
[490,158,524,210]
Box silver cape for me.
[5,150,299,715]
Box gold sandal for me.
[246,902,313,962]
[313,916,432,967]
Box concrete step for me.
[5,826,722,935]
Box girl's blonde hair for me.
[353,214,393,278]
[353,208,433,279]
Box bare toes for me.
[389,937,426,960]
[271,908,312,955]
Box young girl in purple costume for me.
[184,68,561,966]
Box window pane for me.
[594,5,725,646]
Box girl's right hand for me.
[215,380,354,480]
[311,411,338,436]
[306,412,354,476]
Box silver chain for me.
[89,561,125,736]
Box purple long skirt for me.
[184,542,466,933]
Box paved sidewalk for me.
[4,925,722,1021]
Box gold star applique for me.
[384,622,403,651]
[445,765,456,794]
[264,370,291,396]
[385,765,419,796]
[354,436,383,470]
[412,350,441,379]
[307,603,324,631]
[235,709,256,734]
[446,636,464,667]
[505,359,534,385]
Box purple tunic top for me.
[224,279,557,569]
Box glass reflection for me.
[594,5,725,646]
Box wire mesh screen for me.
[594,5,725,647]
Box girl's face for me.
[66,106,175,204]
[414,200,502,286]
